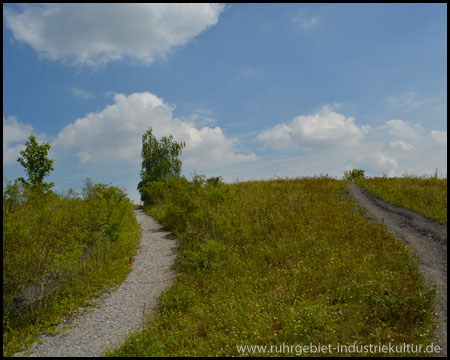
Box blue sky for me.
[3,3,447,203]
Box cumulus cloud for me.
[257,106,446,178]
[52,92,257,168]
[3,115,34,164]
[258,105,370,151]
[4,3,224,67]
[384,119,422,140]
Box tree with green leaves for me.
[17,134,54,192]
[137,127,185,202]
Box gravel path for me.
[347,184,447,357]
[14,209,177,357]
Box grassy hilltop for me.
[109,176,440,357]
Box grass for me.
[3,182,141,357]
[355,174,447,225]
[107,176,439,357]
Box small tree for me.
[137,127,185,203]
[17,134,54,192]
[343,169,365,182]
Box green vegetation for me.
[137,127,185,205]
[16,134,55,193]
[3,136,141,356]
[355,172,447,226]
[343,169,365,182]
[109,176,438,357]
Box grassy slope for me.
[109,177,438,357]
[355,177,447,226]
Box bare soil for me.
[347,183,447,357]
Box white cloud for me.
[69,88,93,99]
[4,3,224,68]
[3,115,34,164]
[52,92,257,168]
[293,12,319,29]
[256,106,446,178]
[384,119,422,140]
[374,152,398,170]
[387,91,436,113]
[300,17,318,28]
[184,108,216,127]
[431,130,447,146]
[384,91,447,131]
[258,105,370,152]
[389,140,412,152]
[182,126,258,166]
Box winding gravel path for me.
[348,184,447,357]
[15,209,177,357]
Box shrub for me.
[343,169,365,181]
[139,181,169,206]
[152,175,227,234]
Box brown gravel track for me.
[347,183,447,357]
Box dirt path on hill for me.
[347,183,447,357]
[14,209,177,357]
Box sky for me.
[3,3,447,203]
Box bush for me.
[80,179,133,243]
[154,175,227,234]
[343,169,365,181]
[139,181,169,206]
